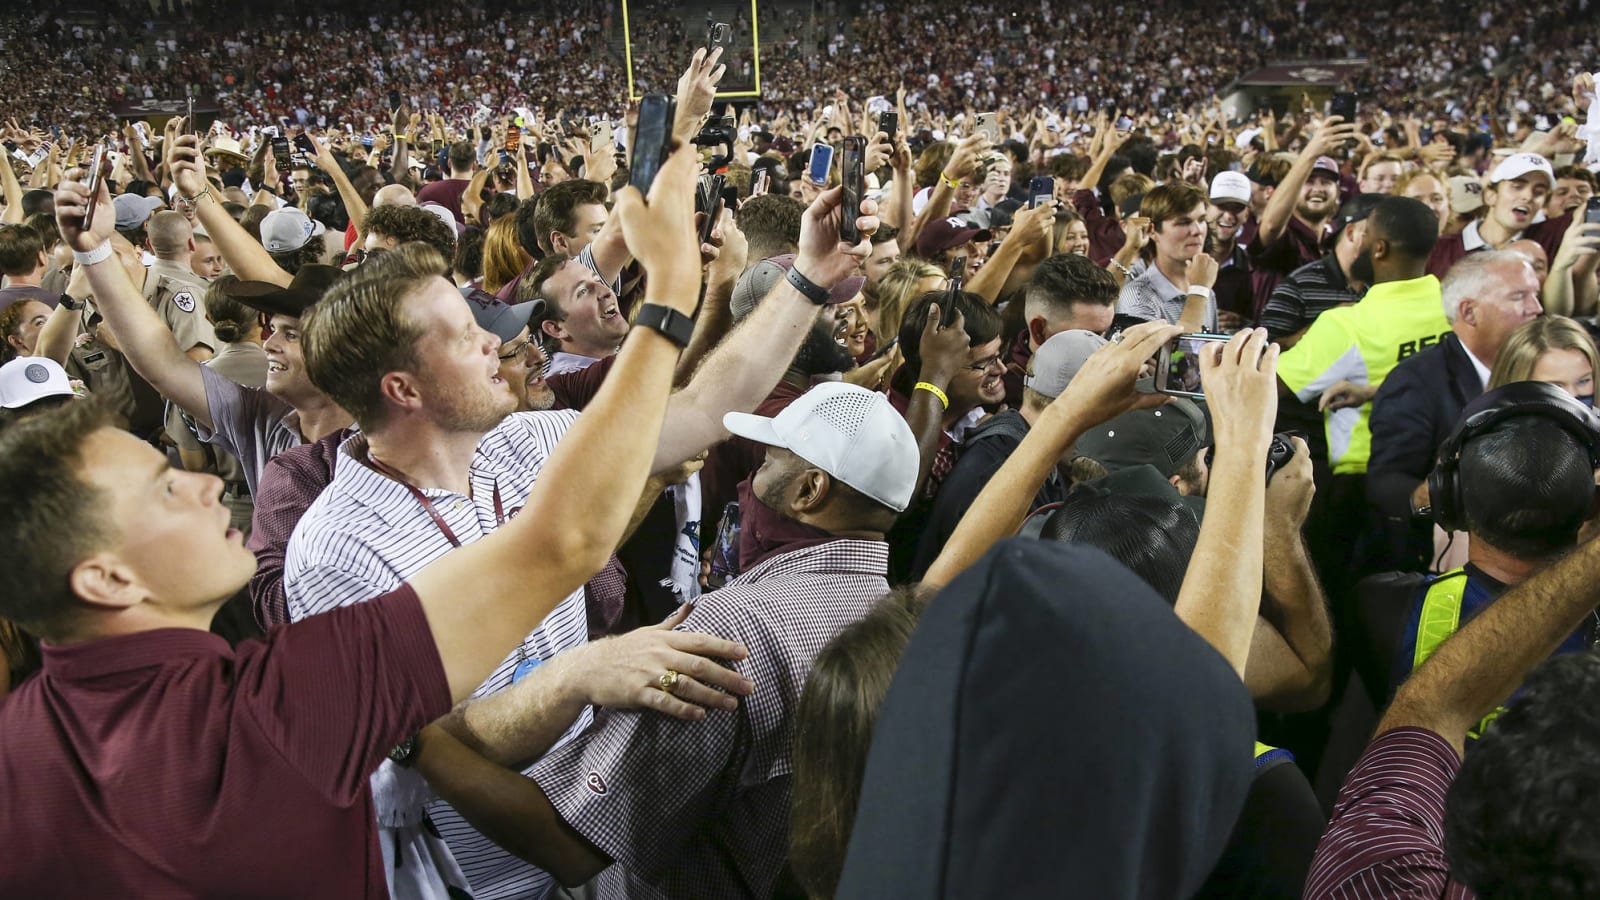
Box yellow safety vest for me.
[1411,568,1499,739]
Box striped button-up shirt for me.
[285,410,588,900]
[1117,262,1220,333]
[532,539,891,899]
[1305,726,1473,899]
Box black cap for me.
[1333,192,1387,237]
[224,264,344,319]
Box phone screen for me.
[808,143,835,186]
[1329,92,1358,121]
[1586,197,1600,225]
[506,125,520,151]
[751,169,770,197]
[1115,116,1135,132]
[1028,175,1055,209]
[271,136,292,172]
[839,136,865,244]
[1158,334,1231,397]
[629,95,673,195]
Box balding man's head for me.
[147,211,194,259]
[372,184,418,209]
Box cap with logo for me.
[1332,193,1386,236]
[1208,171,1252,207]
[1310,156,1342,180]
[0,357,76,409]
[223,264,344,319]
[464,289,545,343]
[915,216,991,259]
[729,254,865,321]
[1025,330,1107,400]
[1447,175,1486,215]
[113,193,165,231]
[1489,152,1556,187]
[722,381,919,512]
[260,207,327,254]
[1073,399,1209,478]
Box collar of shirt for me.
[1459,340,1492,388]
[40,627,230,682]
[728,537,890,587]
[1460,219,1524,252]
[335,433,497,538]
[1360,273,1442,305]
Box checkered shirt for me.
[532,539,890,899]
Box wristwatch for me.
[59,293,82,311]
[388,734,421,769]
[633,302,695,348]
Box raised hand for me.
[611,141,702,314]
[1055,320,1182,426]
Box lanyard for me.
[366,453,505,549]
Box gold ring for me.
[658,670,681,694]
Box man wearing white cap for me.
[1427,152,1569,278]
[403,382,918,900]
[259,207,328,274]
[911,328,1104,577]
[1206,171,1257,328]
[0,356,78,423]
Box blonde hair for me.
[301,243,443,427]
[874,259,945,348]
[481,216,531,295]
[1488,316,1600,391]
[1109,172,1155,213]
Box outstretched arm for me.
[171,134,292,287]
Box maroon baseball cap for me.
[915,215,991,259]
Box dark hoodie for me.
[836,539,1256,900]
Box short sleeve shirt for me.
[196,364,304,495]
[143,259,217,354]
[532,540,890,899]
[0,584,450,899]
[1277,275,1449,475]
[1117,263,1219,332]
[1258,254,1363,341]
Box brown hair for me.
[1109,172,1155,213]
[914,142,954,190]
[531,179,608,255]
[301,243,442,427]
[481,215,531,295]
[1489,316,1600,391]
[0,224,43,276]
[0,400,115,641]
[202,275,253,345]
[0,299,46,362]
[1139,182,1208,230]
[364,205,457,261]
[791,586,931,899]
[1359,151,1406,180]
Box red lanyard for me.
[366,453,504,549]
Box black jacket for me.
[1366,332,1482,569]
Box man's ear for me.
[540,318,569,343]
[69,553,144,614]
[1027,315,1051,348]
[549,230,570,257]
[791,469,832,514]
[376,370,425,414]
[1458,297,1478,327]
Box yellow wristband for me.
[940,171,961,190]
[914,381,950,410]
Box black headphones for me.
[1429,381,1600,533]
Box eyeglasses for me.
[963,354,1005,374]
[498,337,536,362]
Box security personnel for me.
[1375,384,1600,731]
[59,248,167,441]
[142,210,217,363]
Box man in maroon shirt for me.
[1248,116,1360,309]
[414,140,478,223]
[1425,153,1571,285]
[0,156,731,898]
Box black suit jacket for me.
[1365,333,1482,569]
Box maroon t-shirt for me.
[415,177,472,222]
[1249,216,1329,315]
[548,352,619,412]
[0,585,450,898]
[1425,214,1571,280]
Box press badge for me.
[511,656,542,684]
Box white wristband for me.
[1186,284,1214,301]
[72,242,113,267]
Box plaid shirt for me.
[532,539,890,899]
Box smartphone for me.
[506,125,520,151]
[271,136,292,172]
[976,112,1000,142]
[939,256,967,327]
[707,22,731,47]
[1115,115,1135,133]
[751,169,770,197]
[1028,175,1055,209]
[82,145,108,231]
[1156,333,1232,398]
[807,142,835,185]
[696,173,727,245]
[629,94,674,195]
[839,136,865,244]
[293,132,317,157]
[591,121,614,155]
[186,96,195,134]
[1329,92,1358,122]
[1585,196,1600,225]
[877,111,898,142]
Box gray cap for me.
[113,193,164,230]
[463,288,545,343]
[1025,330,1107,399]
[729,254,865,321]
[1073,399,1208,478]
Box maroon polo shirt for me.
[1425,214,1571,280]
[1249,216,1330,315]
[1070,189,1127,266]
[0,585,450,897]
[415,177,472,223]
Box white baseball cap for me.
[1490,152,1556,187]
[260,208,326,254]
[0,357,76,409]
[1209,171,1252,207]
[723,381,919,512]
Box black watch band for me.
[59,293,82,311]
[388,734,420,769]
[785,266,832,305]
[634,302,695,349]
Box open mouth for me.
[1511,205,1532,219]
[982,374,1003,394]
[266,360,288,374]
[600,303,620,321]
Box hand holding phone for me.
[877,111,898,143]
[81,146,109,231]
[1329,92,1358,123]
[976,112,1000,142]
[1156,333,1232,398]
[629,94,674,195]
[1028,175,1055,209]
[838,136,865,244]
[807,142,835,186]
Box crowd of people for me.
[3,2,1600,898]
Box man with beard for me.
[283,145,879,899]
[1249,117,1361,306]
[1205,171,1256,329]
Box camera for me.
[692,115,737,171]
